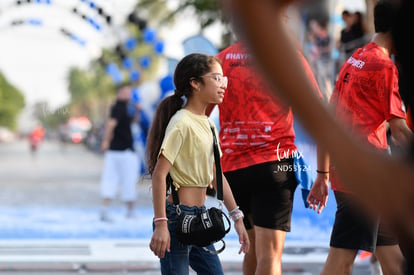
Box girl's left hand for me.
[149,222,170,258]
[234,219,250,254]
[307,174,329,214]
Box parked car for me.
[60,116,92,144]
[0,126,15,143]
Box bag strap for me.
[202,239,226,255]
[210,125,223,201]
[166,174,179,205]
[171,124,223,204]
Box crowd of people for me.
[225,0,414,274]
[306,7,370,101]
[337,9,369,61]
[142,0,414,274]
[91,0,414,274]
[307,18,333,100]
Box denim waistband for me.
[166,201,207,215]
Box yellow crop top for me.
[159,109,222,189]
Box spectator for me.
[226,0,414,272]
[308,19,333,100]
[338,10,368,61]
[324,4,410,271]
[99,84,139,222]
[209,23,329,274]
[29,123,45,154]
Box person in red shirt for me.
[322,2,413,274]
[29,124,45,153]
[209,35,329,274]
[225,0,414,273]
[406,106,413,132]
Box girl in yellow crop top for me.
[146,53,249,274]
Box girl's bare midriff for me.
[167,186,208,207]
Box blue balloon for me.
[27,18,43,26]
[131,87,140,103]
[122,57,133,70]
[70,34,87,46]
[105,63,117,74]
[125,37,138,51]
[159,75,175,96]
[143,28,156,44]
[130,70,141,82]
[139,56,151,69]
[111,71,122,84]
[105,63,122,84]
[93,22,101,31]
[154,40,164,55]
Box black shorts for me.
[330,191,399,252]
[224,159,298,231]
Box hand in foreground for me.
[149,222,170,259]
[233,219,250,254]
[307,174,329,214]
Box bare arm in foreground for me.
[228,0,414,234]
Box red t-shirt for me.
[216,42,320,172]
[407,106,414,131]
[330,42,406,192]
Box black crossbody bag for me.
[172,125,231,254]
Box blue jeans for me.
[156,202,224,275]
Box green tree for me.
[136,0,232,48]
[34,101,70,129]
[136,0,378,49]
[67,60,114,124]
[137,0,221,28]
[0,72,25,131]
[67,21,164,125]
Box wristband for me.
[316,170,329,174]
[153,217,168,223]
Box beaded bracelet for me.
[229,208,244,222]
[153,217,168,223]
[229,206,240,215]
